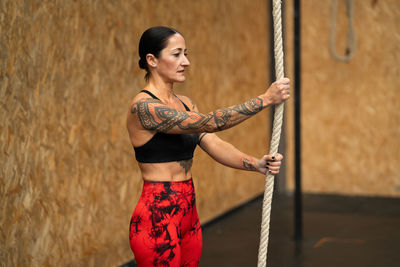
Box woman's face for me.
[154,33,190,83]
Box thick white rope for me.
[257,0,285,266]
[330,0,356,61]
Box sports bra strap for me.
[140,90,191,111]
[140,90,160,100]
[178,98,191,111]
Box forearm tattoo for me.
[242,158,257,171]
[179,159,193,174]
[131,97,263,133]
[232,98,264,115]
[212,109,232,131]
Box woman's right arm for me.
[130,78,290,134]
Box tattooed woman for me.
[126,26,290,267]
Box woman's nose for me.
[182,55,190,66]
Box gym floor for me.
[122,193,400,267]
[200,193,400,267]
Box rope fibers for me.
[257,0,285,266]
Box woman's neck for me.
[145,76,175,102]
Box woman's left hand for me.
[256,153,283,175]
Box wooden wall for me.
[284,0,400,197]
[0,0,271,266]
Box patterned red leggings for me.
[129,179,202,267]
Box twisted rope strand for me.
[257,0,285,266]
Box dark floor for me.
[121,193,400,267]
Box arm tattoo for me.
[211,97,263,130]
[242,158,257,171]
[212,110,232,131]
[130,105,137,114]
[132,99,211,132]
[179,159,193,174]
[233,98,264,115]
[131,97,263,133]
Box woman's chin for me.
[174,76,186,83]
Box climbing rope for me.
[330,0,356,61]
[257,0,285,266]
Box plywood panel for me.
[285,0,400,197]
[0,0,271,265]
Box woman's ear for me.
[146,54,158,68]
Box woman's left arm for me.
[198,133,283,175]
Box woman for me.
[127,26,290,267]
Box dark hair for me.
[138,26,180,81]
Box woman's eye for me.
[184,53,188,57]
[173,53,180,57]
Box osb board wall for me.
[284,0,400,197]
[0,0,271,266]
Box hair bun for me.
[138,58,147,69]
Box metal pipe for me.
[293,0,303,242]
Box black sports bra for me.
[133,90,199,163]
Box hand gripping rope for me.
[257,0,285,266]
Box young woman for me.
[127,26,290,267]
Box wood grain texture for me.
[0,0,271,265]
[284,0,400,197]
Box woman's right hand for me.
[264,77,291,105]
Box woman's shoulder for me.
[176,94,197,111]
[131,90,160,104]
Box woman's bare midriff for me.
[138,161,193,182]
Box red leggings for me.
[129,179,202,267]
